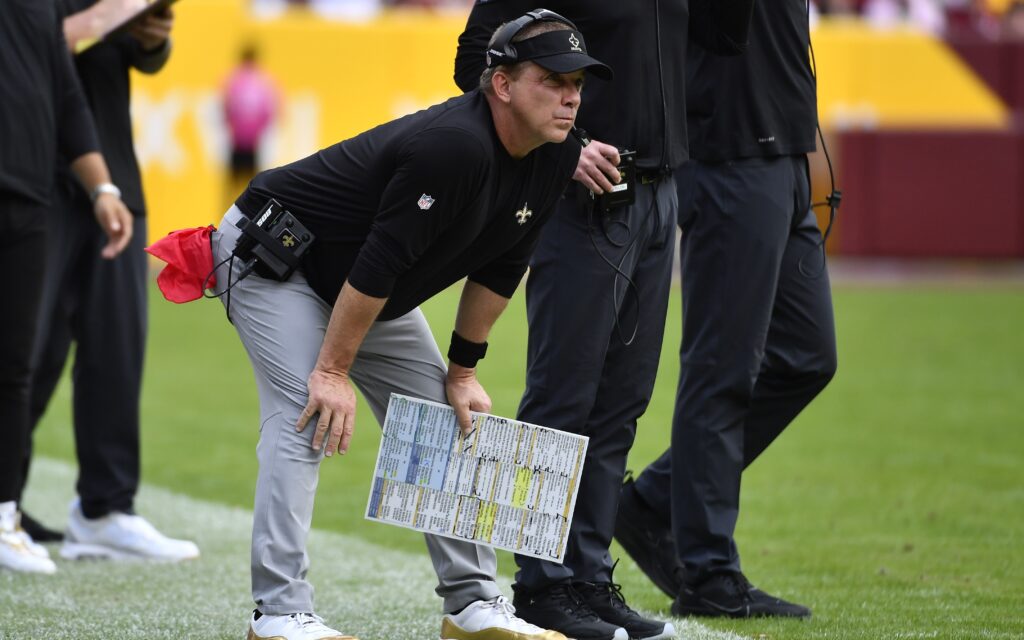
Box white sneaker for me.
[0,502,57,574]
[61,499,199,561]
[246,611,358,640]
[441,596,569,640]
[15,526,51,559]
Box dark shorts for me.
[230,148,257,175]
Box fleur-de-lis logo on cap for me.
[568,33,581,52]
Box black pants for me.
[515,178,677,590]
[0,195,49,502]
[19,189,148,519]
[634,155,837,584]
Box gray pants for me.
[214,207,500,615]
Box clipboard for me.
[74,0,180,54]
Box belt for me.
[637,168,670,185]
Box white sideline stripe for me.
[0,458,744,640]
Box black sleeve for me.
[54,17,99,161]
[347,128,490,299]
[454,0,533,93]
[689,0,756,56]
[127,36,172,74]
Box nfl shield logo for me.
[418,194,435,210]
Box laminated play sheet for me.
[366,394,588,563]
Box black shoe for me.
[576,578,675,640]
[614,476,684,598]
[512,582,628,640]
[672,571,812,619]
[20,510,63,543]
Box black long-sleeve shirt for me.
[55,0,172,216]
[454,0,754,172]
[686,0,817,162]
[236,90,580,320]
[0,1,98,207]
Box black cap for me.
[488,29,613,81]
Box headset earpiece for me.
[485,8,579,68]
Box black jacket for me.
[686,0,818,162]
[454,0,754,172]
[237,91,580,320]
[55,0,172,216]
[0,1,98,206]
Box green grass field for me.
[7,280,1024,639]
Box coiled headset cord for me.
[577,0,668,347]
[799,0,842,278]
[202,253,256,323]
[585,187,659,347]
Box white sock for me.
[0,500,17,531]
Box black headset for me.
[486,8,579,68]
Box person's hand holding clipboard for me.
[70,0,180,54]
[121,0,176,51]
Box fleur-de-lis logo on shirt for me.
[515,203,533,225]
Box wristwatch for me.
[90,182,122,203]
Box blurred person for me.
[223,43,279,206]
[1002,0,1024,37]
[384,0,470,9]
[251,0,382,20]
[15,0,199,562]
[814,0,862,15]
[455,2,753,640]
[0,0,132,575]
[863,0,948,33]
[182,13,610,640]
[614,0,838,619]
[307,0,381,20]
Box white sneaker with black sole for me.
[246,611,358,640]
[0,501,57,574]
[61,498,199,561]
[441,596,569,640]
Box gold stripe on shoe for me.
[440,619,567,640]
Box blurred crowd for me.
[813,0,1024,39]
[255,0,1024,39]
[251,0,473,20]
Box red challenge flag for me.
[145,225,217,303]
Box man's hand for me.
[127,7,173,51]
[93,194,133,259]
[446,363,491,435]
[297,368,357,457]
[573,140,621,194]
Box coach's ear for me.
[491,69,514,105]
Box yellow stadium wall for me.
[131,3,1010,242]
[134,0,468,241]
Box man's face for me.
[506,62,585,146]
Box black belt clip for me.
[637,166,669,185]
[232,198,315,281]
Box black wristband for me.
[448,331,488,369]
